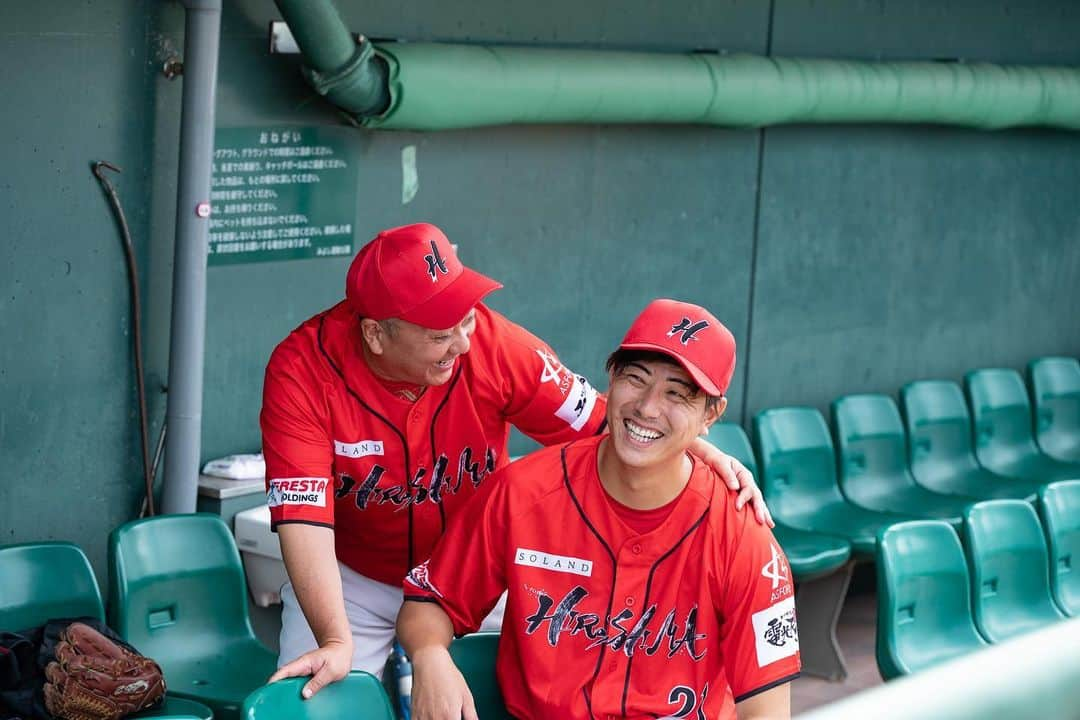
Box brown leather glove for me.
[43,622,165,720]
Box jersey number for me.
[662,683,709,720]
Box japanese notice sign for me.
[208,126,357,265]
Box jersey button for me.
[631,543,643,554]
[625,596,634,607]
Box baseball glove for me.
[42,622,165,720]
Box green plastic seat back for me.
[0,542,105,631]
[832,394,911,493]
[449,632,513,720]
[1040,480,1080,616]
[875,521,985,679]
[108,514,256,651]
[140,697,215,719]
[1029,357,1080,460]
[706,421,759,476]
[962,500,1065,642]
[902,380,981,477]
[965,368,1042,465]
[754,407,846,523]
[242,672,394,720]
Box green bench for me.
[901,380,1042,501]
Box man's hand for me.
[689,436,774,527]
[268,638,353,699]
[410,645,478,720]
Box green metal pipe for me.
[274,0,1080,132]
[273,0,389,117]
[364,44,1080,131]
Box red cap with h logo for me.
[345,223,503,329]
[618,298,736,397]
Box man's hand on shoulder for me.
[689,436,774,527]
[410,645,478,720]
[268,638,353,699]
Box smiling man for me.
[399,298,799,720]
[261,225,771,699]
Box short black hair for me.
[605,349,721,412]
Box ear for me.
[359,318,385,355]
[699,397,727,435]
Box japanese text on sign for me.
[208,127,357,265]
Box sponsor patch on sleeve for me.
[554,374,598,431]
[266,477,329,508]
[750,596,799,667]
[405,561,443,598]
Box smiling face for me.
[605,353,724,472]
[359,309,478,386]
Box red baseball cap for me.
[345,223,503,329]
[618,298,736,397]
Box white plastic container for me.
[233,504,288,607]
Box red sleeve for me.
[260,343,335,529]
[403,467,510,635]
[717,513,801,702]
[477,307,607,446]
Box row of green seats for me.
[877,483,1079,680]
[1,516,510,720]
[0,541,215,719]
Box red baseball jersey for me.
[404,436,801,720]
[260,301,606,585]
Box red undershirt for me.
[603,482,688,535]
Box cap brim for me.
[399,267,503,329]
[618,341,725,397]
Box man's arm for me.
[397,601,478,720]
[688,436,773,527]
[267,524,353,698]
[736,683,790,720]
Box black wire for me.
[92,161,155,517]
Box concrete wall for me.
[1,0,1078,582]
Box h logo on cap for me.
[668,317,709,345]
[424,240,449,283]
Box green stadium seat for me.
[962,500,1066,643]
[1039,480,1080,617]
[0,541,213,720]
[832,394,976,529]
[1029,357,1080,463]
[965,368,1080,483]
[242,672,394,720]
[901,380,1043,501]
[754,406,910,557]
[448,632,513,719]
[711,421,855,680]
[0,542,105,631]
[875,521,988,680]
[109,514,278,720]
[708,422,851,579]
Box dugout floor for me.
[791,587,882,715]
